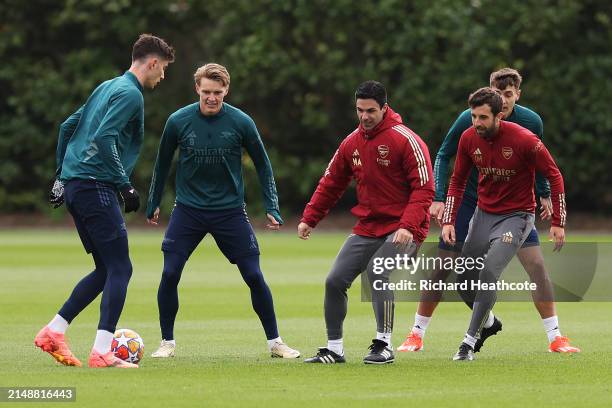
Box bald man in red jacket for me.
[299,81,434,364]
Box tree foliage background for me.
[1,0,611,217]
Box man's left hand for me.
[549,226,565,252]
[266,213,281,230]
[120,186,140,213]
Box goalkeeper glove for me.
[120,186,140,213]
[49,179,65,208]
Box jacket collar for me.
[124,71,143,93]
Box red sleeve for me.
[301,141,352,228]
[398,129,435,236]
[529,140,566,227]
[442,132,473,226]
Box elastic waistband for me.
[176,201,245,214]
[65,178,117,190]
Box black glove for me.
[120,186,140,213]
[49,179,64,208]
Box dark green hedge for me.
[1,0,610,216]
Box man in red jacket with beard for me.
[299,81,434,364]
[442,87,567,361]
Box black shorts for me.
[64,179,127,253]
[162,202,260,263]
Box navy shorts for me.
[64,179,127,254]
[439,198,539,251]
[162,202,260,263]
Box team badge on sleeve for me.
[532,141,544,153]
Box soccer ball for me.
[111,329,144,364]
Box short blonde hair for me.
[194,63,230,87]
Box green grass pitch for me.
[1,229,610,407]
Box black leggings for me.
[59,236,133,332]
[157,253,278,340]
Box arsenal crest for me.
[502,147,513,159]
[377,145,389,159]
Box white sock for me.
[47,314,69,334]
[542,316,562,343]
[483,311,495,329]
[93,330,114,355]
[412,313,431,337]
[163,339,176,346]
[463,333,477,349]
[327,339,344,356]
[376,332,392,348]
[267,336,282,351]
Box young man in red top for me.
[442,87,568,361]
[298,81,434,364]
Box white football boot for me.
[270,341,300,358]
[151,340,176,358]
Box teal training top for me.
[146,102,281,221]
[433,104,550,203]
[57,71,144,189]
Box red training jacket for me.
[301,107,434,241]
[442,121,566,227]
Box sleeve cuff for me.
[300,218,317,228]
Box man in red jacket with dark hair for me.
[442,87,569,361]
[299,81,434,364]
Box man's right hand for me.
[297,222,313,240]
[147,207,160,225]
[120,186,140,213]
[49,179,65,209]
[430,201,445,226]
[441,224,456,246]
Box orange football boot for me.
[34,326,82,367]
[88,350,138,368]
[397,331,424,352]
[549,336,581,353]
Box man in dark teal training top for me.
[146,63,299,359]
[398,68,580,354]
[35,34,175,368]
